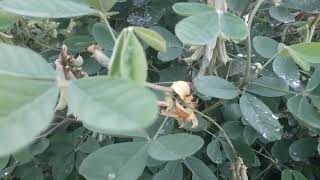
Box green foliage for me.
[0,0,320,179]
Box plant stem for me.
[202,99,225,114]
[145,82,173,92]
[194,109,236,155]
[242,0,266,87]
[153,116,169,140]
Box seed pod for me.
[54,59,69,111]
[87,44,110,67]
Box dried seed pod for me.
[54,59,69,111]
[171,81,191,100]
[87,44,110,67]
[68,55,84,67]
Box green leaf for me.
[280,0,320,13]
[13,149,33,164]
[172,2,214,16]
[292,170,308,180]
[282,46,310,71]
[81,0,117,12]
[246,76,290,97]
[271,140,291,162]
[282,169,292,180]
[0,156,9,170]
[253,36,279,58]
[243,126,258,145]
[133,27,166,53]
[29,138,50,156]
[289,138,318,161]
[269,7,295,23]
[151,26,182,62]
[80,142,149,180]
[287,96,320,131]
[184,156,218,180]
[68,76,158,134]
[232,140,256,166]
[92,22,116,56]
[207,139,225,164]
[52,152,75,180]
[15,163,43,180]
[240,93,283,141]
[0,0,97,18]
[0,43,58,156]
[226,0,249,14]
[194,76,240,100]
[222,121,245,141]
[63,35,95,53]
[77,137,100,154]
[148,133,204,161]
[0,11,21,31]
[152,161,183,180]
[175,11,248,45]
[273,56,300,89]
[288,43,320,64]
[109,29,148,83]
[306,68,320,91]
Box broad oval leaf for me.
[0,44,58,156]
[172,2,214,16]
[282,46,311,71]
[152,161,183,180]
[207,139,225,164]
[68,76,158,133]
[271,140,291,162]
[80,0,117,12]
[194,76,240,100]
[280,0,320,13]
[240,93,283,141]
[273,56,301,89]
[253,36,279,58]
[184,156,218,180]
[175,12,219,45]
[133,27,166,53]
[269,7,295,23]
[92,22,117,56]
[148,133,204,161]
[151,26,183,62]
[79,142,149,180]
[288,43,320,64]
[287,95,320,131]
[109,29,148,83]
[0,0,98,18]
[282,169,308,180]
[246,76,290,97]
[63,35,95,53]
[175,11,248,45]
[306,68,320,91]
[289,138,318,161]
[219,12,248,40]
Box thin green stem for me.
[242,0,266,87]
[145,82,173,92]
[202,99,225,114]
[153,116,169,140]
[194,109,236,155]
